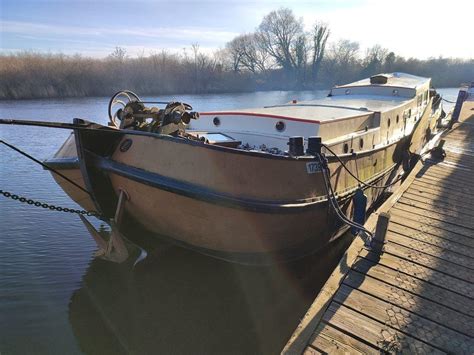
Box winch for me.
[108,90,199,135]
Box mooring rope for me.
[442,97,457,104]
[316,153,374,246]
[0,139,91,196]
[322,143,404,189]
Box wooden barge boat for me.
[43,73,444,263]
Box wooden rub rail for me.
[283,116,474,354]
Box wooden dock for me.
[283,114,474,354]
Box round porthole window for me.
[343,143,349,154]
[213,116,221,126]
[275,121,286,132]
[393,89,399,96]
[345,89,351,95]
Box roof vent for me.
[370,74,390,84]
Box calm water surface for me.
[0,89,459,354]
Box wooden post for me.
[374,212,390,243]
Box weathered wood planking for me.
[387,219,474,249]
[283,116,474,354]
[351,257,473,316]
[309,323,379,354]
[359,248,474,299]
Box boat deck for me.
[283,115,474,354]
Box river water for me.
[0,89,459,354]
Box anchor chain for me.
[0,189,99,217]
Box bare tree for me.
[328,39,360,66]
[362,44,389,76]
[226,35,246,72]
[257,8,304,74]
[311,22,330,81]
[323,39,361,84]
[226,33,271,73]
[108,46,127,62]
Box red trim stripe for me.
[199,111,320,124]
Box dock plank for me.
[334,285,474,354]
[415,178,474,196]
[385,232,474,268]
[410,179,473,198]
[308,323,378,354]
[322,303,444,354]
[379,241,474,283]
[406,185,474,210]
[391,203,474,230]
[389,207,474,238]
[388,219,474,249]
[351,257,473,317]
[398,196,474,221]
[359,249,474,298]
[342,271,474,335]
[416,171,474,189]
[402,190,474,216]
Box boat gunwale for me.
[45,154,398,213]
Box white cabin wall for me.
[318,113,375,140]
[331,86,416,98]
[189,113,319,151]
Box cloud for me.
[1,20,238,43]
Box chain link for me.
[0,189,100,217]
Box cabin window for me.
[213,116,221,126]
[417,95,422,106]
[345,89,351,95]
[388,118,391,128]
[396,115,400,124]
[343,143,349,154]
[359,138,364,149]
[408,109,412,118]
[275,121,286,132]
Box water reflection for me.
[69,226,353,355]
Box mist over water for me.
[0,89,459,354]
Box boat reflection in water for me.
[68,223,353,355]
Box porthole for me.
[359,138,364,149]
[388,118,391,128]
[345,89,351,95]
[275,121,286,132]
[119,139,133,152]
[343,143,349,154]
[396,115,400,124]
[392,89,399,96]
[213,116,221,126]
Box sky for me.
[1,0,473,59]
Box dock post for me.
[373,212,390,244]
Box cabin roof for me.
[337,72,430,89]
[202,95,409,123]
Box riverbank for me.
[1,53,472,100]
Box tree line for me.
[1,8,472,100]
